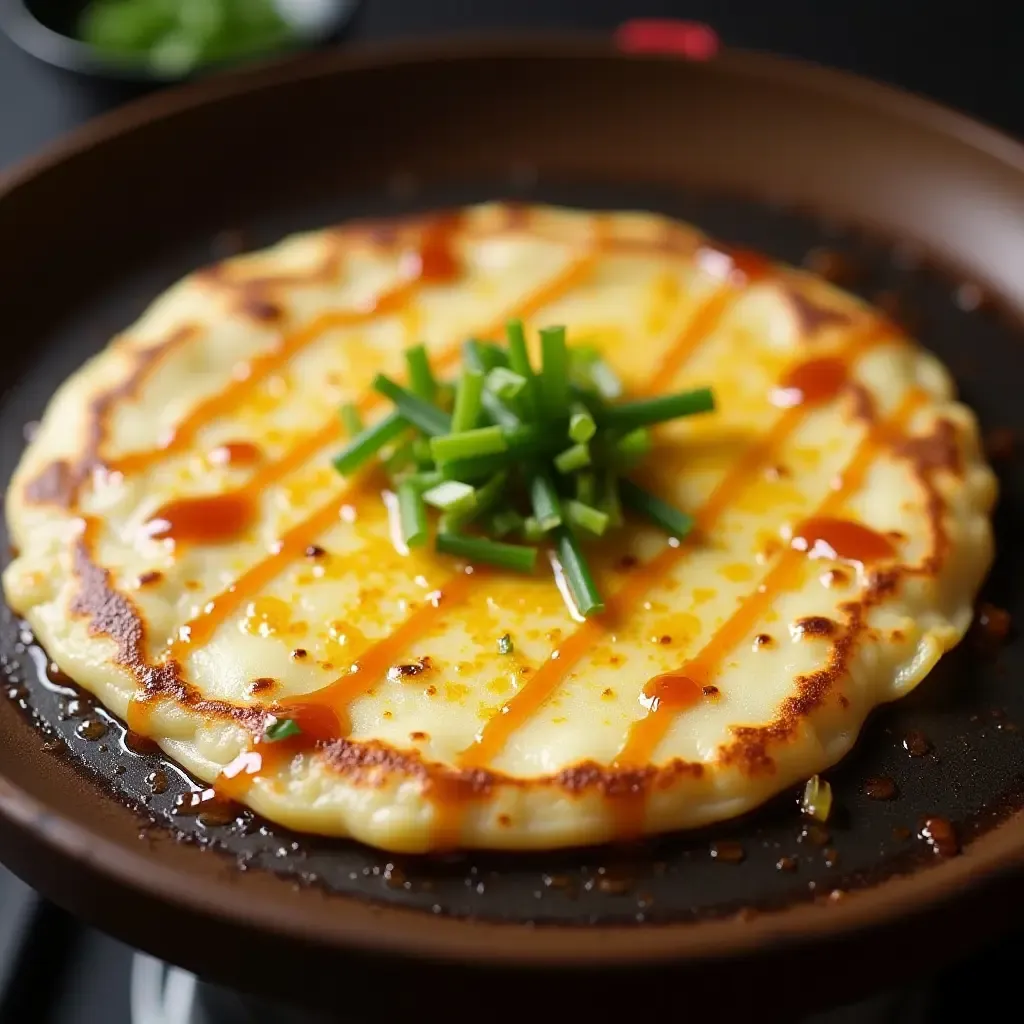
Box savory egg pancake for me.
[3,203,996,852]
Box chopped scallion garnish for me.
[331,321,715,616]
[436,533,538,572]
[405,344,437,401]
[397,479,428,548]
[264,718,301,743]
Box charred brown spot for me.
[658,635,672,645]
[497,814,512,828]
[802,247,861,286]
[898,419,962,476]
[24,325,200,509]
[304,545,327,559]
[409,731,429,741]
[291,648,309,660]
[135,570,163,588]
[753,633,774,649]
[240,293,284,323]
[702,685,721,698]
[249,677,276,695]
[764,464,789,480]
[388,657,433,681]
[617,554,638,572]
[783,286,853,337]
[791,616,837,639]
[820,568,850,589]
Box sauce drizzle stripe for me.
[163,253,599,661]
[113,215,464,478]
[457,318,893,770]
[614,386,927,769]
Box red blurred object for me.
[614,19,720,60]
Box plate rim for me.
[2,32,1024,970]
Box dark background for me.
[1,0,1023,170]
[0,1,1021,1021]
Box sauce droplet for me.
[903,730,932,757]
[791,517,896,567]
[145,493,256,546]
[710,840,746,864]
[864,776,898,800]
[208,441,263,466]
[771,357,849,409]
[639,672,703,713]
[919,816,959,857]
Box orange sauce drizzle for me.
[614,387,925,768]
[457,319,891,772]
[147,492,256,546]
[640,672,703,713]
[791,516,897,566]
[111,215,463,478]
[770,356,849,408]
[208,441,263,466]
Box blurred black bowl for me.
[0,0,361,84]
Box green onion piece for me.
[451,369,484,433]
[396,480,428,547]
[423,480,477,515]
[438,452,512,482]
[405,469,443,493]
[430,425,508,464]
[372,374,451,436]
[489,509,525,538]
[506,318,541,418]
[615,426,653,465]
[522,516,546,543]
[565,499,610,537]
[597,387,715,433]
[339,402,363,437]
[462,338,509,374]
[404,343,437,401]
[570,345,623,401]
[332,410,407,476]
[620,478,695,539]
[568,401,597,443]
[503,421,564,457]
[439,471,508,531]
[412,437,434,469]
[383,439,416,479]
[498,632,514,655]
[554,442,591,474]
[486,366,528,403]
[576,470,597,506]
[554,526,605,617]
[598,469,623,528]
[529,470,563,532]
[264,718,301,743]
[436,533,538,573]
[434,381,456,413]
[539,325,569,418]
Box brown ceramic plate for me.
[2,32,1024,1020]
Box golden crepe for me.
[3,203,996,852]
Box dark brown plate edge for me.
[0,33,1023,970]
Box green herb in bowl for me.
[79,0,296,76]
